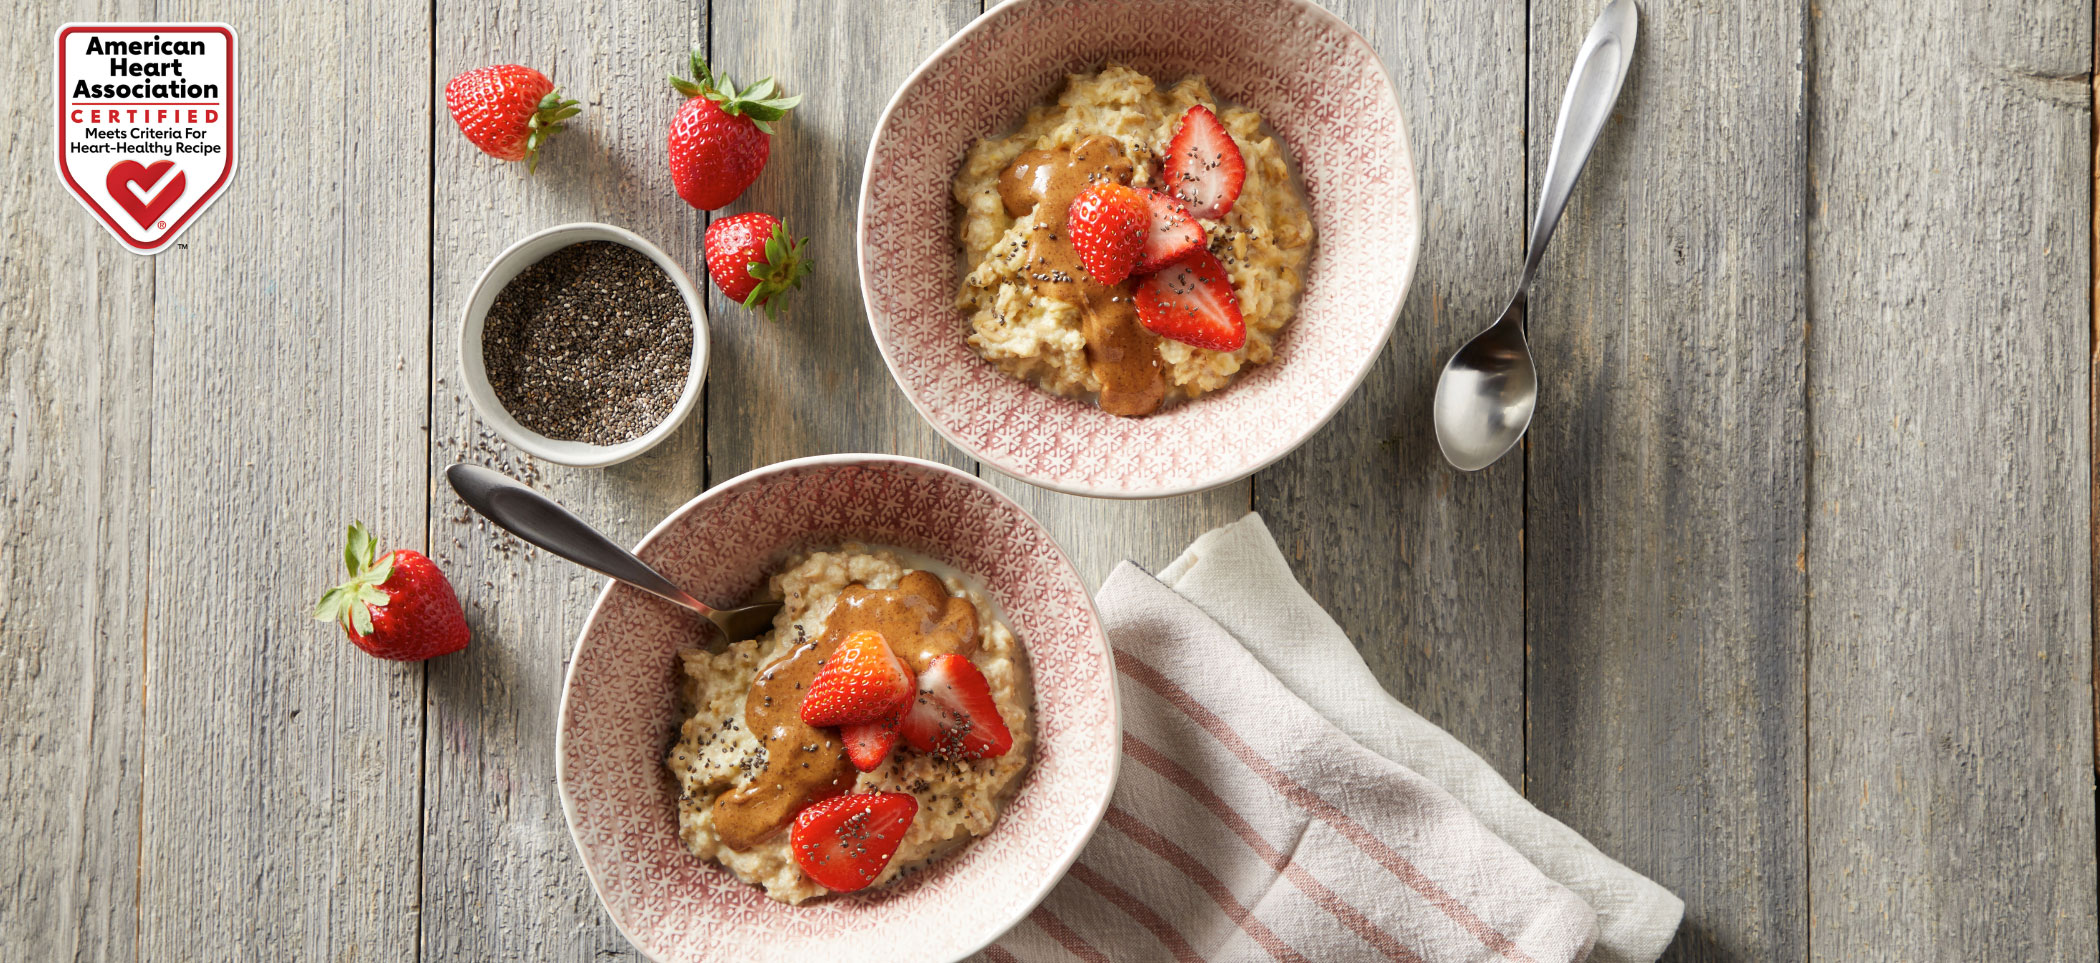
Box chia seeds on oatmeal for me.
[481,240,692,446]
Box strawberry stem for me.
[742,223,812,321]
[667,47,801,131]
[523,89,582,174]
[313,521,395,637]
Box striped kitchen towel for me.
[982,514,1681,963]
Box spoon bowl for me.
[1434,296,1538,471]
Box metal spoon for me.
[1433,0,1638,471]
[445,464,783,644]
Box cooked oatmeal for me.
[953,64,1313,414]
[665,546,1033,903]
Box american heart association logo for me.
[105,160,187,229]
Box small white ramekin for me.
[458,222,709,468]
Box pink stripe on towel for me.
[984,561,1601,963]
[1123,732,1427,963]
[1067,861,1206,963]
[1104,806,1312,963]
[1116,651,1544,963]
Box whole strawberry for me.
[704,212,810,318]
[312,522,469,662]
[444,65,580,173]
[1066,183,1148,285]
[666,50,800,210]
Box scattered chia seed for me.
[481,240,692,446]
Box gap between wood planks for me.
[2089,0,2099,915]
[416,0,439,951]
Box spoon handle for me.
[1522,0,1638,289]
[444,464,715,617]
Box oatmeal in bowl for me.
[665,546,1033,903]
[861,0,1418,497]
[557,455,1114,963]
[955,64,1314,416]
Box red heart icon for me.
[106,160,187,229]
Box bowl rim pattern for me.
[856,0,1422,498]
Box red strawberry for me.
[444,65,580,172]
[666,51,801,210]
[899,654,1014,760]
[840,716,901,772]
[1134,187,1206,274]
[312,522,469,662]
[800,630,915,728]
[1161,105,1246,219]
[704,212,811,319]
[790,792,918,893]
[1135,249,1245,351]
[1066,183,1148,285]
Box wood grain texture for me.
[132,2,433,960]
[4,1,2100,960]
[987,483,1253,589]
[703,0,978,481]
[1522,2,1809,958]
[1250,0,1528,782]
[1,2,154,958]
[1806,1,2096,958]
[421,2,706,961]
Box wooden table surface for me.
[5,0,2093,959]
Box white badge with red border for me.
[55,23,237,255]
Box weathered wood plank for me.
[133,2,433,961]
[1,1,154,957]
[987,484,1253,590]
[1806,1,2096,958]
[1523,1,1809,958]
[704,0,978,482]
[421,2,707,961]
[1251,0,1527,781]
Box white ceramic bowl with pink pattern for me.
[859,0,1419,498]
[556,454,1117,963]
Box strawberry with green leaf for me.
[704,212,810,319]
[313,522,469,662]
[667,51,801,210]
[444,65,581,173]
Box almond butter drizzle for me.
[996,135,1166,417]
[712,570,980,852]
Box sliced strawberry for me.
[899,654,1014,760]
[791,792,918,893]
[1134,188,1205,274]
[1161,105,1246,219]
[840,715,900,772]
[1066,183,1148,285]
[800,630,914,728]
[1135,249,1245,352]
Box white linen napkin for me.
[980,513,1681,963]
